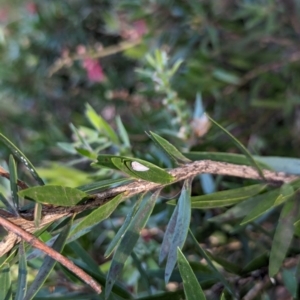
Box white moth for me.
[131,161,149,172]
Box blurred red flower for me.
[26,2,37,15]
[82,58,105,83]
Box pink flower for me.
[82,58,105,83]
[133,20,147,38]
[0,8,9,22]
[26,2,37,15]
[121,19,147,41]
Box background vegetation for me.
[1,1,300,299]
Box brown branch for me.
[0,165,28,189]
[0,159,298,256]
[0,215,102,294]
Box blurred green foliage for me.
[1,0,300,299]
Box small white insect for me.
[131,161,149,172]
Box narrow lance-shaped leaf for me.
[34,202,42,227]
[0,193,17,215]
[69,193,124,242]
[282,268,298,298]
[77,178,132,194]
[165,178,192,283]
[199,174,215,194]
[0,263,12,300]
[105,194,145,257]
[177,248,206,300]
[105,190,161,299]
[210,190,277,224]
[85,103,119,144]
[15,242,27,300]
[0,133,44,186]
[24,219,72,300]
[189,184,266,209]
[159,204,179,264]
[18,185,88,206]
[274,183,294,206]
[269,198,298,277]
[75,147,98,160]
[9,155,19,209]
[68,241,100,274]
[241,185,298,225]
[96,155,175,184]
[201,116,265,180]
[69,123,92,150]
[240,189,280,225]
[116,116,130,148]
[148,131,191,165]
[205,251,241,275]
[188,229,236,297]
[114,157,175,184]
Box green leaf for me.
[57,142,77,154]
[241,183,300,226]
[212,69,240,85]
[77,178,132,194]
[15,242,27,300]
[165,179,192,283]
[189,229,235,297]
[190,184,266,209]
[34,202,42,227]
[210,192,274,224]
[148,131,191,165]
[69,123,92,150]
[116,116,130,148]
[36,163,91,187]
[207,116,265,180]
[95,154,119,170]
[177,248,206,300]
[96,155,175,184]
[269,198,298,277]
[9,155,19,208]
[0,133,44,186]
[68,241,100,274]
[105,194,144,257]
[242,252,269,274]
[0,263,12,300]
[0,193,17,214]
[282,268,298,298]
[24,220,72,300]
[18,185,88,206]
[75,147,98,160]
[85,103,119,144]
[159,204,179,265]
[274,183,294,206]
[240,189,280,225]
[105,190,160,299]
[220,292,227,300]
[69,193,124,242]
[73,260,132,299]
[254,156,300,175]
[205,251,241,274]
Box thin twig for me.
[242,275,271,300]
[0,165,28,189]
[0,159,298,256]
[0,215,102,294]
[48,39,141,76]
